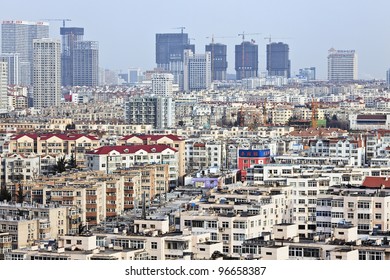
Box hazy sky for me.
[2,0,390,80]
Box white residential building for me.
[152,73,173,96]
[183,50,211,92]
[32,38,61,109]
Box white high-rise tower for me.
[328,48,357,82]
[152,73,173,96]
[0,61,8,112]
[33,38,61,109]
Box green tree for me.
[16,184,26,204]
[0,187,12,202]
[53,156,67,174]
[67,153,77,169]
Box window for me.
[357,201,370,209]
[233,233,246,241]
[151,242,157,249]
[77,240,82,245]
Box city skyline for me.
[1,0,390,80]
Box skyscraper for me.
[266,42,290,78]
[60,27,84,86]
[33,38,61,109]
[155,32,195,89]
[0,62,7,112]
[72,41,99,86]
[235,41,258,80]
[0,53,19,85]
[205,43,228,81]
[183,50,211,92]
[152,73,174,96]
[327,48,357,82]
[1,20,49,86]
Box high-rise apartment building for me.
[328,48,357,82]
[1,20,49,86]
[0,61,7,112]
[152,73,173,96]
[32,38,61,109]
[266,42,290,78]
[183,50,211,91]
[155,32,195,89]
[235,41,258,80]
[125,95,175,129]
[205,43,228,81]
[60,27,84,86]
[72,41,99,86]
[0,53,19,85]
[386,69,390,87]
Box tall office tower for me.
[0,62,7,112]
[60,27,84,86]
[299,67,316,81]
[235,41,258,80]
[327,48,357,82]
[32,39,61,109]
[72,41,99,86]
[266,42,290,78]
[152,73,174,96]
[1,20,49,86]
[205,43,228,81]
[0,53,19,85]
[183,50,211,92]
[155,32,195,89]
[386,69,390,87]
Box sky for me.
[1,0,390,80]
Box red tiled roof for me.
[86,145,177,155]
[120,134,183,141]
[356,115,386,120]
[361,176,390,188]
[11,133,99,141]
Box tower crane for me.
[311,98,318,129]
[264,34,291,44]
[172,26,186,33]
[237,32,260,80]
[40,18,71,28]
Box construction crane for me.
[238,31,260,42]
[40,18,71,28]
[264,34,291,44]
[172,26,186,33]
[237,32,260,80]
[311,99,318,128]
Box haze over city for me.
[1,0,390,80]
